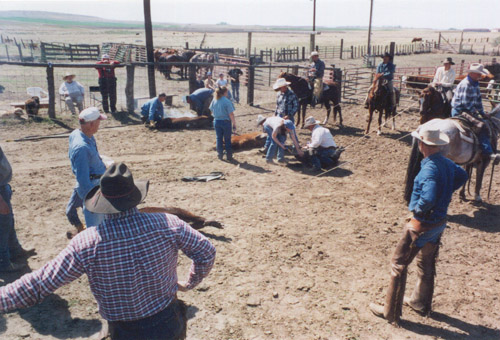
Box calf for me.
[139,206,222,230]
[25,96,40,116]
[155,116,212,129]
[231,132,267,150]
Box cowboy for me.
[365,53,396,109]
[273,78,299,124]
[257,115,302,164]
[228,67,244,103]
[184,88,214,116]
[0,146,36,272]
[96,54,120,113]
[432,57,456,102]
[369,127,467,325]
[310,51,325,105]
[68,107,107,234]
[303,116,339,171]
[451,63,500,163]
[59,73,85,115]
[141,93,167,127]
[0,163,216,340]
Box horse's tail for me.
[404,137,423,203]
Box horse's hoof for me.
[377,130,382,136]
[474,195,483,203]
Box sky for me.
[0,0,499,30]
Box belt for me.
[407,218,446,233]
[90,174,102,180]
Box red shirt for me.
[96,60,120,78]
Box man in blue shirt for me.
[68,107,108,233]
[365,53,396,109]
[184,88,214,116]
[141,94,167,127]
[451,63,499,163]
[310,51,325,105]
[370,127,467,325]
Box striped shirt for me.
[0,208,216,321]
[451,76,485,115]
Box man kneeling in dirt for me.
[302,116,341,172]
[0,163,216,340]
[141,93,167,128]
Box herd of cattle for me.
[153,48,215,79]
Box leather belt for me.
[407,218,446,233]
[89,174,102,180]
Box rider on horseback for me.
[451,63,500,164]
[309,51,325,106]
[364,53,396,110]
[432,57,456,104]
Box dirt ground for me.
[0,96,499,340]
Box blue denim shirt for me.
[68,130,106,200]
[312,59,325,78]
[141,97,165,122]
[409,153,468,224]
[209,96,234,120]
[377,62,396,81]
[189,88,214,110]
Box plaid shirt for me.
[0,208,216,321]
[275,89,298,119]
[451,76,484,115]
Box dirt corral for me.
[0,101,499,340]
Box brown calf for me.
[138,206,222,230]
[231,132,267,150]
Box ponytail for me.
[215,86,228,100]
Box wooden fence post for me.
[302,46,305,61]
[188,64,197,110]
[389,42,396,59]
[340,39,344,59]
[351,46,354,59]
[292,65,299,75]
[16,43,23,62]
[247,57,255,106]
[185,42,189,49]
[4,45,9,61]
[125,65,135,114]
[46,64,56,118]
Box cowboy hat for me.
[381,52,393,59]
[256,115,266,126]
[303,116,320,129]
[442,57,455,65]
[79,107,107,123]
[310,51,319,57]
[467,63,490,75]
[63,72,76,80]
[273,78,291,90]
[411,127,449,146]
[85,162,149,214]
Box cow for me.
[139,206,222,230]
[25,96,40,116]
[151,116,213,129]
[411,37,423,43]
[231,132,267,150]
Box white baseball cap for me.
[311,51,319,57]
[79,107,108,123]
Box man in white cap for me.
[432,57,456,102]
[68,107,108,231]
[273,78,299,124]
[303,116,339,171]
[59,73,85,115]
[370,126,467,325]
[96,54,120,113]
[451,63,499,163]
[310,51,325,105]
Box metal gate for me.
[342,67,373,103]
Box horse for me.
[365,75,400,135]
[419,85,451,124]
[190,53,215,76]
[279,72,342,128]
[158,54,189,79]
[411,37,423,43]
[404,105,500,203]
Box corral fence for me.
[40,42,101,62]
[437,32,500,56]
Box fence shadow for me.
[401,311,500,340]
[110,111,143,125]
[448,202,500,233]
[235,161,272,174]
[327,125,365,137]
[200,231,232,243]
[286,161,353,178]
[384,130,413,146]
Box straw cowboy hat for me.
[273,78,291,90]
[442,57,455,65]
[85,162,149,214]
[303,116,321,129]
[63,72,76,80]
[256,114,266,126]
[467,63,490,75]
[310,51,319,57]
[411,127,449,146]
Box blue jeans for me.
[415,223,446,248]
[479,130,493,155]
[265,126,286,161]
[311,148,335,170]
[451,108,460,117]
[66,188,83,226]
[108,299,186,340]
[214,120,233,159]
[231,82,240,103]
[0,184,22,268]
[81,179,105,227]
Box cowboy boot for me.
[66,223,86,240]
[405,241,440,315]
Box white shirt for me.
[216,79,228,87]
[263,116,284,133]
[432,66,456,88]
[59,81,85,96]
[308,125,337,149]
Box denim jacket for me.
[68,130,106,200]
[409,153,467,224]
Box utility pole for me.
[144,0,156,98]
[367,0,374,56]
[310,0,317,54]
